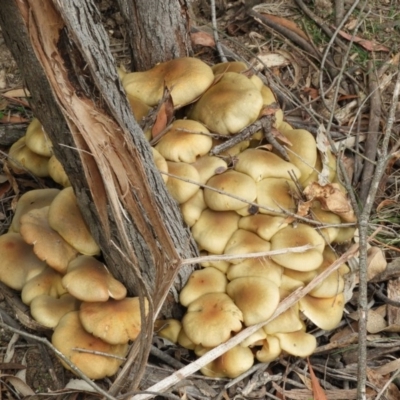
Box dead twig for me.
[210,0,227,62]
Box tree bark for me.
[0,0,197,320]
[116,0,193,71]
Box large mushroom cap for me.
[19,206,79,274]
[0,232,47,290]
[25,118,53,157]
[188,72,264,135]
[8,136,50,177]
[270,223,326,271]
[179,267,228,307]
[123,57,214,107]
[182,292,243,347]
[226,277,280,326]
[155,119,212,163]
[263,305,303,334]
[204,170,257,211]
[62,255,127,302]
[275,330,317,357]
[191,209,240,254]
[9,188,60,233]
[79,297,148,345]
[48,187,100,256]
[234,148,301,182]
[52,311,128,380]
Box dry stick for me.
[335,0,345,27]
[130,243,359,400]
[210,0,227,62]
[359,60,381,202]
[357,65,400,400]
[0,321,117,400]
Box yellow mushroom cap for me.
[223,229,271,264]
[30,294,80,329]
[204,170,257,211]
[274,330,317,357]
[154,319,182,344]
[166,161,200,204]
[9,188,60,233]
[270,223,326,271]
[182,292,243,347]
[227,257,282,286]
[234,148,301,182]
[226,277,280,326]
[238,214,288,241]
[79,297,148,345]
[299,293,345,330]
[0,232,47,290]
[127,93,151,123]
[188,72,264,135]
[191,209,240,254]
[123,57,214,107]
[25,118,53,157]
[263,305,303,334]
[180,189,207,227]
[191,155,228,185]
[62,255,127,302]
[48,156,71,187]
[19,207,79,274]
[201,345,254,378]
[256,335,282,363]
[8,136,50,177]
[21,267,67,305]
[179,267,228,307]
[155,119,212,163]
[151,147,169,184]
[52,311,128,380]
[48,187,100,256]
[256,178,297,216]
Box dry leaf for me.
[0,374,35,396]
[259,13,309,41]
[3,88,31,97]
[151,89,174,139]
[366,309,387,333]
[297,200,312,218]
[191,31,215,47]
[307,358,328,400]
[337,30,390,52]
[367,247,387,281]
[366,368,400,400]
[0,115,29,124]
[303,182,356,222]
[256,52,290,68]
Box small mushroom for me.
[180,189,207,227]
[256,335,281,363]
[25,118,53,157]
[275,330,317,357]
[238,214,288,241]
[154,319,182,344]
[48,156,71,187]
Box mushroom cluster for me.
[3,57,356,379]
[0,187,148,379]
[127,58,354,377]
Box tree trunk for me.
[0,1,197,318]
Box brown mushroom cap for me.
[165,161,201,204]
[21,267,67,305]
[227,257,283,287]
[275,330,317,357]
[48,156,71,187]
[155,119,212,163]
[52,311,128,380]
[234,148,301,182]
[256,178,297,216]
[9,188,60,233]
[201,345,254,378]
[182,292,243,347]
[8,136,50,177]
[0,232,47,290]
[204,170,257,211]
[270,223,325,271]
[62,255,127,302]
[238,214,288,241]
[188,72,264,135]
[227,277,280,326]
[19,206,79,274]
[191,209,240,254]
[224,229,271,264]
[123,57,214,107]
[299,293,345,330]
[25,118,53,157]
[48,187,100,256]
[79,297,148,345]
[30,294,80,328]
[179,267,228,307]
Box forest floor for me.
[1,0,400,399]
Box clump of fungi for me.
[1,57,356,380]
